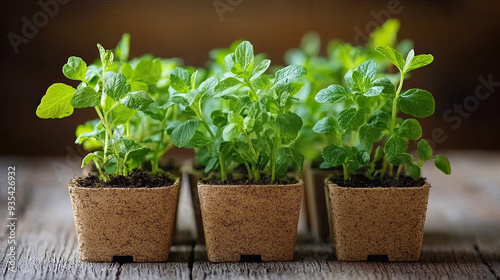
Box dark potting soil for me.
[202,176,299,185]
[331,174,426,188]
[75,169,174,188]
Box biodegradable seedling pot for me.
[326,181,430,261]
[198,181,303,262]
[69,179,180,262]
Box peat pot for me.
[198,181,303,262]
[69,178,180,262]
[326,180,430,261]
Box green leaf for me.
[388,153,414,165]
[71,86,101,108]
[313,117,339,134]
[403,49,415,73]
[407,54,434,72]
[85,65,102,85]
[62,56,87,81]
[121,138,150,161]
[214,77,241,98]
[338,108,366,133]
[235,41,254,71]
[375,46,405,70]
[357,149,371,165]
[322,144,350,166]
[384,135,408,159]
[407,163,421,179]
[36,83,76,119]
[355,60,376,80]
[276,112,303,139]
[434,154,451,174]
[372,77,396,97]
[171,120,201,148]
[288,147,304,172]
[397,118,422,140]
[132,58,162,84]
[97,43,114,71]
[222,123,241,141]
[114,33,130,62]
[273,65,307,86]
[198,77,218,97]
[81,151,103,168]
[104,73,131,100]
[363,86,384,97]
[104,157,118,174]
[315,85,348,103]
[359,122,385,146]
[119,91,153,111]
[417,139,433,161]
[251,59,271,80]
[275,147,289,178]
[398,89,435,118]
[108,104,135,126]
[170,74,190,93]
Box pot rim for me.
[327,180,430,190]
[68,176,180,190]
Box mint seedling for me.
[316,46,451,181]
[170,41,307,183]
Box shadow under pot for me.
[326,179,430,262]
[68,178,180,262]
[198,181,303,262]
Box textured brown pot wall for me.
[187,170,205,244]
[198,182,303,262]
[69,180,180,262]
[327,182,430,261]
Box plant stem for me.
[219,153,227,181]
[342,164,349,182]
[384,71,405,177]
[244,77,259,101]
[396,165,404,178]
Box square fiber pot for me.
[326,181,430,261]
[198,182,303,262]
[69,179,180,262]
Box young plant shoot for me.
[36,42,156,181]
[316,46,451,181]
[169,41,307,183]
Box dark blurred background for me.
[1,0,499,156]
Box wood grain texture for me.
[0,151,499,279]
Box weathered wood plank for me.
[0,158,192,280]
[193,234,496,280]
[1,152,500,279]
[476,237,500,279]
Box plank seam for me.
[474,243,499,280]
[188,242,195,280]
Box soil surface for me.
[202,176,299,185]
[75,169,174,188]
[331,174,426,188]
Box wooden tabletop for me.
[0,150,499,279]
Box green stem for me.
[342,164,349,182]
[244,78,259,101]
[380,156,388,179]
[384,71,405,177]
[219,153,227,181]
[396,165,404,179]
